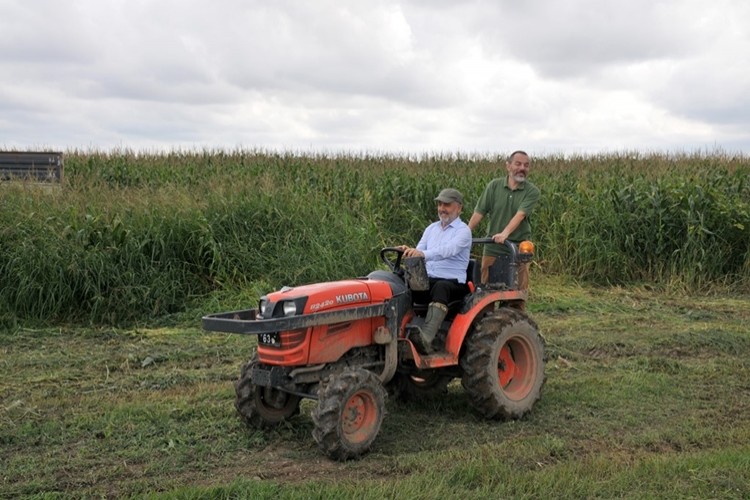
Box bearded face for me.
[507,153,530,183]
[437,201,462,226]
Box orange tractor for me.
[202,239,546,460]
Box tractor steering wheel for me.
[380,247,405,275]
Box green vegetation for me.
[1,150,749,497]
[1,150,748,325]
[1,276,748,498]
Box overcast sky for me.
[1,0,749,156]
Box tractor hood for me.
[265,278,395,316]
[201,273,407,336]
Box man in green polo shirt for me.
[468,150,540,287]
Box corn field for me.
[1,149,748,325]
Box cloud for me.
[477,0,703,79]
[0,0,748,153]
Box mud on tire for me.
[460,308,545,420]
[311,367,387,461]
[235,354,301,428]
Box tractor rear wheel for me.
[461,308,545,419]
[235,355,301,428]
[311,367,387,461]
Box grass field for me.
[2,150,748,497]
[3,275,748,498]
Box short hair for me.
[507,150,529,163]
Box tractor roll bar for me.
[471,238,519,259]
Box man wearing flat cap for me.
[398,188,472,354]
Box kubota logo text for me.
[336,292,369,304]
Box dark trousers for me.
[413,278,470,306]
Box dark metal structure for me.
[0,152,64,183]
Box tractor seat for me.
[412,259,478,318]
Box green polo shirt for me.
[474,176,540,257]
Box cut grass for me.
[1,276,749,498]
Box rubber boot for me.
[412,302,448,354]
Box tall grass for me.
[1,149,748,325]
[535,154,749,288]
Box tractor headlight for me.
[282,301,298,317]
[257,296,307,318]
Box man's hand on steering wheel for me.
[398,245,425,258]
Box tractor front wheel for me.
[235,355,301,428]
[461,308,545,419]
[312,367,387,461]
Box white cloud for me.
[479,1,703,77]
[0,0,748,154]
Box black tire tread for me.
[234,354,300,428]
[311,367,387,461]
[460,308,545,420]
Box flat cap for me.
[434,188,464,205]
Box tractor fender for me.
[443,291,521,356]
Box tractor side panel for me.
[257,279,395,366]
[258,314,388,366]
[308,316,384,364]
[305,280,393,364]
